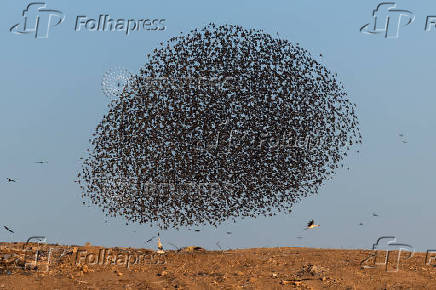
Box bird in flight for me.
[359,222,364,226]
[399,133,408,143]
[34,161,48,164]
[145,236,156,243]
[3,226,14,233]
[194,229,200,232]
[372,213,379,217]
[6,178,16,183]
[226,231,232,235]
[305,219,320,230]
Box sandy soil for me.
[1,242,436,289]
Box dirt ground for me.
[1,242,436,289]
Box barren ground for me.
[1,242,435,289]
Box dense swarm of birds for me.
[77,24,362,230]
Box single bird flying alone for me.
[6,178,16,183]
[306,220,320,230]
[145,236,156,243]
[399,133,408,143]
[3,226,14,233]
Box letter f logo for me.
[10,2,64,39]
[360,2,414,38]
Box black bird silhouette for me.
[226,231,232,235]
[145,236,156,243]
[372,213,379,217]
[3,226,14,233]
[35,161,48,164]
[6,178,16,183]
[359,222,364,226]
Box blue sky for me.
[1,0,436,252]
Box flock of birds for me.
[1,23,410,250]
[144,212,383,251]
[3,153,393,245]
[78,23,362,231]
[1,147,398,249]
